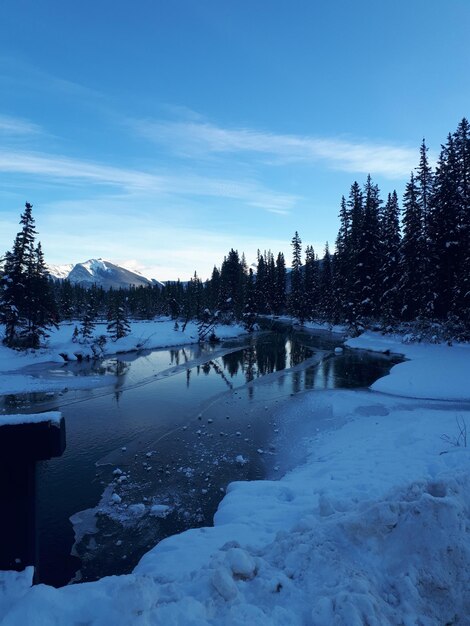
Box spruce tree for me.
[416,140,434,234]
[107,292,131,341]
[428,134,460,319]
[208,266,221,311]
[219,249,245,319]
[0,202,57,348]
[319,242,334,320]
[242,268,257,331]
[379,191,401,322]
[23,242,58,348]
[357,175,382,318]
[289,231,304,320]
[304,245,319,320]
[274,252,286,314]
[333,196,351,322]
[255,251,268,314]
[400,172,426,319]
[266,250,276,313]
[346,182,364,322]
[453,118,470,323]
[80,304,96,342]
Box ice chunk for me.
[150,504,170,518]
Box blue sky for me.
[1,0,469,280]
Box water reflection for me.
[221,337,312,380]
[173,339,398,397]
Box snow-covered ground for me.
[0,411,61,427]
[0,331,469,624]
[346,330,470,401]
[261,314,347,335]
[0,319,247,396]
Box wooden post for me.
[0,414,65,576]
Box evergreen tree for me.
[57,279,75,320]
[0,203,36,345]
[356,175,382,318]
[184,271,203,321]
[23,242,58,348]
[255,251,268,313]
[0,202,57,348]
[304,245,318,319]
[80,303,96,342]
[242,268,257,331]
[379,191,401,322]
[208,266,221,311]
[289,231,303,320]
[274,252,286,314]
[319,243,334,320]
[428,134,461,319]
[453,118,470,322]
[333,196,351,321]
[346,182,364,322]
[400,172,426,319]
[266,250,276,313]
[107,292,130,341]
[416,139,434,234]
[219,249,245,319]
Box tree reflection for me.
[244,346,256,384]
[223,351,241,377]
[289,342,313,368]
[107,359,130,379]
[322,357,332,388]
[221,335,291,380]
[292,370,301,394]
[304,365,316,390]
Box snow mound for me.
[346,330,470,401]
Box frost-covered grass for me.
[0,330,469,624]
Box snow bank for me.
[0,411,61,427]
[0,319,248,396]
[346,330,470,401]
[1,388,469,624]
[261,315,347,334]
[0,319,247,374]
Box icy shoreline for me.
[0,319,248,396]
[0,331,469,624]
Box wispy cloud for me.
[16,193,269,281]
[0,149,297,213]
[0,56,106,104]
[0,114,43,136]
[132,118,418,179]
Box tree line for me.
[1,118,469,348]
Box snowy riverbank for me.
[1,331,469,624]
[346,330,470,401]
[0,319,248,396]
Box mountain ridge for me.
[47,258,164,290]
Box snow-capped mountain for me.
[47,258,163,290]
[46,263,75,280]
